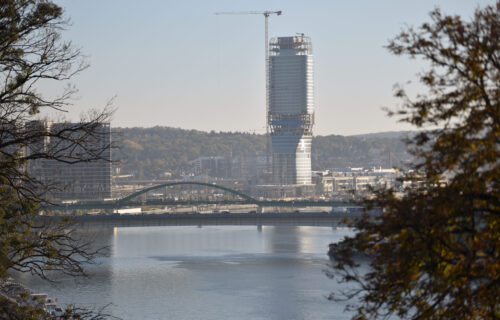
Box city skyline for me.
[43,0,490,136]
[2,1,498,318]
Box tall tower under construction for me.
[269,34,314,185]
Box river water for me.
[17,226,356,320]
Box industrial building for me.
[27,121,112,201]
[269,34,314,185]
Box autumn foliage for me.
[328,3,500,319]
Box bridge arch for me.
[117,181,258,204]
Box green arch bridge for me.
[45,181,355,210]
[118,181,258,204]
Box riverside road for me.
[59,211,372,228]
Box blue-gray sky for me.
[52,0,491,135]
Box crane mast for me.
[215,10,282,184]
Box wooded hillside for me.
[114,127,411,179]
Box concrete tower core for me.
[269,34,314,185]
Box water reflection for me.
[17,226,355,320]
[14,228,115,308]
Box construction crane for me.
[215,10,282,184]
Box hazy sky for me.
[51,0,491,136]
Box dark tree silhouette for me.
[0,0,115,318]
[328,2,500,320]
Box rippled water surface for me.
[18,226,355,320]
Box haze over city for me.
[1,0,498,319]
[47,0,488,135]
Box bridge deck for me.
[61,212,370,228]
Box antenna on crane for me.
[215,10,283,184]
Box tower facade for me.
[269,35,314,185]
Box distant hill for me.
[350,130,415,139]
[113,127,412,179]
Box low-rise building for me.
[189,156,231,178]
[316,167,401,197]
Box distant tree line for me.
[114,126,411,179]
